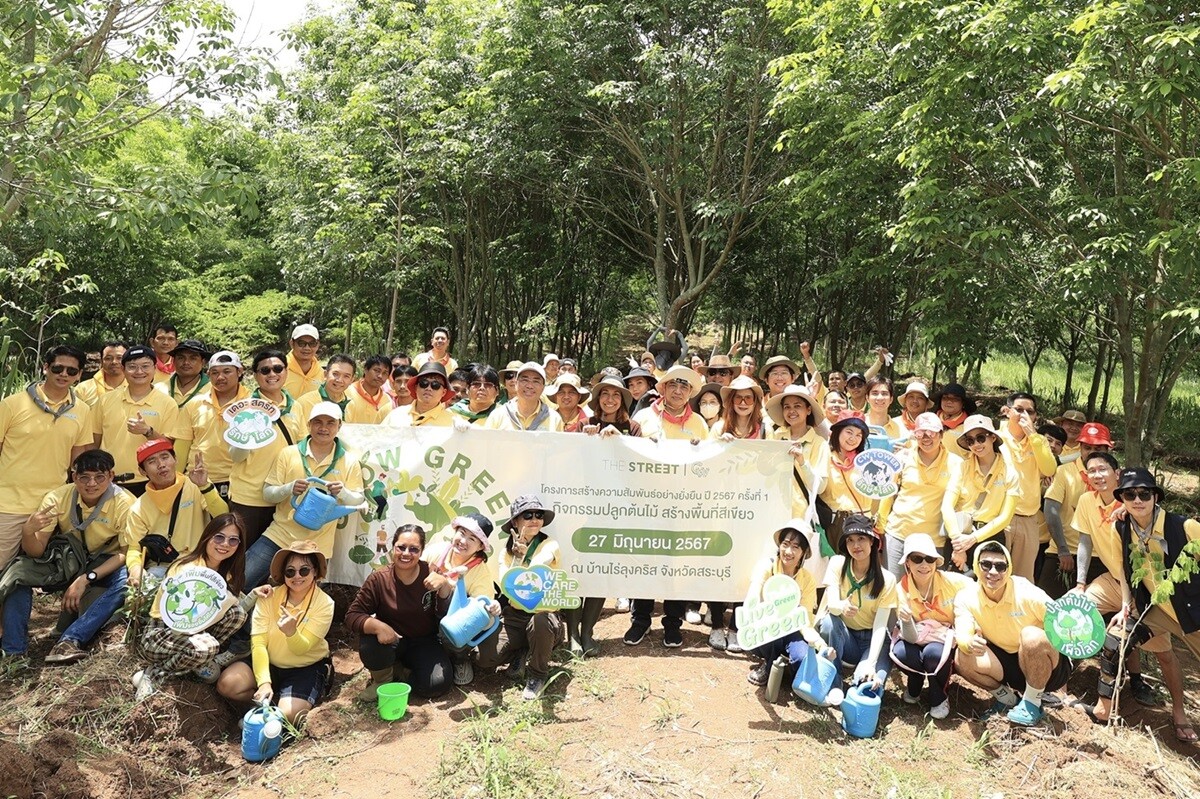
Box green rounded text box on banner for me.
[572,528,732,557]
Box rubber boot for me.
[357,667,395,703]
[580,597,605,657]
[562,607,583,655]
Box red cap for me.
[136,438,175,466]
[1077,423,1113,447]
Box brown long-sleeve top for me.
[344,562,439,639]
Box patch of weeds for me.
[567,656,614,702]
[966,729,994,766]
[905,719,935,762]
[872,766,954,799]
[651,696,682,730]
[430,706,571,799]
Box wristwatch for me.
[86,571,98,583]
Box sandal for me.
[1175,723,1199,743]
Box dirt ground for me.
[2,594,1198,799]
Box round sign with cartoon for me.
[223,398,281,450]
[853,449,901,498]
[1045,593,1106,659]
[157,567,236,633]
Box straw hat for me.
[655,365,703,398]
[589,376,633,414]
[269,539,328,584]
[544,372,591,404]
[758,355,802,382]
[955,414,1000,449]
[719,374,765,405]
[698,353,737,375]
[765,384,823,430]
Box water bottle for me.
[765,655,789,703]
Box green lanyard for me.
[297,437,345,480]
[170,373,209,407]
[846,569,872,606]
[319,384,349,411]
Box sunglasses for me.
[213,533,241,547]
[520,510,545,520]
[256,364,286,375]
[961,433,992,446]
[394,544,421,554]
[293,339,318,348]
[416,378,445,390]
[978,560,1008,574]
[707,369,732,377]
[284,566,312,578]
[1120,488,1155,502]
[48,364,81,376]
[469,381,497,390]
[907,555,939,565]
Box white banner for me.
[328,425,794,602]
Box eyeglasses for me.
[517,376,544,385]
[907,555,939,565]
[978,560,1008,574]
[293,339,318,348]
[74,473,110,485]
[961,433,991,446]
[284,566,312,578]
[1121,488,1155,502]
[469,381,497,391]
[124,362,153,372]
[213,533,241,547]
[48,364,81,376]
[520,510,545,520]
[256,364,286,375]
[416,378,445,390]
[393,544,421,554]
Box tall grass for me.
[0,335,33,399]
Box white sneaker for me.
[930,700,950,720]
[615,598,631,613]
[453,660,474,686]
[903,690,920,705]
[133,670,157,702]
[194,662,220,684]
[684,609,702,625]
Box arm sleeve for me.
[201,488,229,517]
[875,493,895,535]
[973,493,1018,542]
[173,440,192,471]
[954,598,977,651]
[251,632,271,687]
[263,481,294,505]
[286,594,334,655]
[1076,533,1094,586]
[1030,433,1058,477]
[1043,499,1069,552]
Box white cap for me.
[542,353,560,366]
[291,324,320,341]
[207,350,243,370]
[518,362,547,381]
[308,401,343,422]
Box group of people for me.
[0,323,1197,744]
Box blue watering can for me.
[792,647,840,706]
[439,575,500,650]
[241,700,285,762]
[291,477,361,531]
[841,682,883,738]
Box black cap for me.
[122,345,156,364]
[466,512,494,539]
[169,339,209,358]
[1114,467,1163,502]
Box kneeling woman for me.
[817,514,898,692]
[746,521,833,686]
[134,513,254,701]
[217,540,334,725]
[890,534,970,719]
[346,524,452,700]
[478,495,563,700]
[422,514,501,685]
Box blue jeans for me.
[817,614,892,687]
[2,567,128,655]
[752,631,810,666]
[244,536,281,590]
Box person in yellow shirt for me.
[997,393,1058,581]
[485,363,565,432]
[386,362,457,427]
[953,541,1071,726]
[744,521,832,688]
[864,377,905,451]
[878,412,952,577]
[758,355,802,401]
[216,540,334,725]
[819,410,874,551]
[1053,409,1087,463]
[941,415,1020,572]
[1111,468,1200,742]
[448,364,501,426]
[890,533,972,718]
[1042,422,1113,596]
[245,401,365,589]
[93,345,190,496]
[179,350,249,500]
[931,383,975,456]
[696,353,737,388]
[283,324,323,399]
[707,375,765,441]
[767,385,830,536]
[229,349,307,546]
[546,372,591,432]
[817,515,898,692]
[75,341,127,406]
[295,354,356,422]
[0,344,94,571]
[413,326,458,374]
[126,438,229,587]
[345,354,394,424]
[157,339,210,408]
[149,323,177,384]
[1,450,133,661]
[630,365,707,442]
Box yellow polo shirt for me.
[414,351,459,374]
[262,440,364,556]
[229,393,307,508]
[955,575,1049,654]
[899,570,972,626]
[251,584,334,685]
[820,454,875,515]
[750,556,818,615]
[182,385,250,483]
[878,446,953,544]
[75,374,123,406]
[154,374,210,409]
[823,555,898,631]
[34,483,135,556]
[942,452,1021,541]
[772,426,828,519]
[487,403,566,432]
[126,476,230,572]
[1044,463,1088,554]
[284,353,323,400]
[345,382,393,424]
[1071,491,1124,578]
[387,402,454,428]
[998,428,1058,516]
[631,406,706,441]
[93,386,190,483]
[0,386,93,514]
[423,538,495,601]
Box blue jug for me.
[291,477,361,531]
[841,683,883,738]
[439,576,500,650]
[792,647,839,706]
[241,701,285,762]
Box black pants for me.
[228,502,276,548]
[631,599,686,632]
[359,633,451,698]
